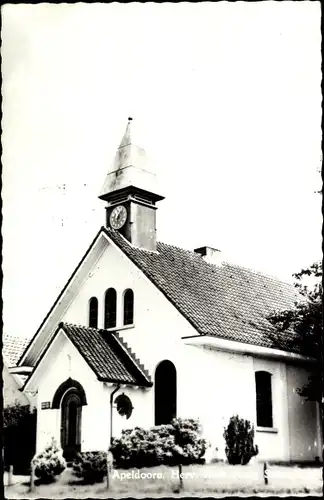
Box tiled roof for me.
[3,335,31,367]
[104,228,301,354]
[60,323,152,386]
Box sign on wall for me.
[41,401,51,410]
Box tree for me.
[3,401,31,428]
[3,402,37,474]
[268,261,323,403]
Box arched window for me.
[89,297,98,328]
[104,288,117,329]
[155,360,177,425]
[123,289,134,325]
[255,371,273,428]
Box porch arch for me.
[51,378,87,409]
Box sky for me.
[2,2,322,339]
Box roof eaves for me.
[97,376,152,387]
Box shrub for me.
[110,418,207,469]
[72,451,107,484]
[223,415,259,465]
[172,418,207,464]
[32,438,66,483]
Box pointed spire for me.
[98,117,164,202]
[119,117,133,148]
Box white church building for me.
[16,118,321,463]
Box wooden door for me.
[61,390,82,461]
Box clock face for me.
[109,205,127,230]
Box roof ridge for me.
[223,262,295,288]
[158,241,294,287]
[157,240,199,255]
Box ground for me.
[4,462,323,498]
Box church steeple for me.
[99,118,164,251]
[99,117,163,203]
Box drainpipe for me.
[110,385,121,445]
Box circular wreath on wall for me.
[115,393,133,419]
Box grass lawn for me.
[4,461,323,498]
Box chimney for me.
[194,246,223,266]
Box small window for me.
[104,288,117,329]
[115,393,133,419]
[255,371,273,428]
[123,289,134,325]
[89,297,98,328]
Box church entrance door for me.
[61,390,82,461]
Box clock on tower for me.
[109,205,128,230]
[99,118,164,251]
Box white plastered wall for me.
[286,364,320,461]
[30,332,109,453]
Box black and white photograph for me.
[2,2,322,497]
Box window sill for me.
[256,426,278,434]
[105,324,135,333]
